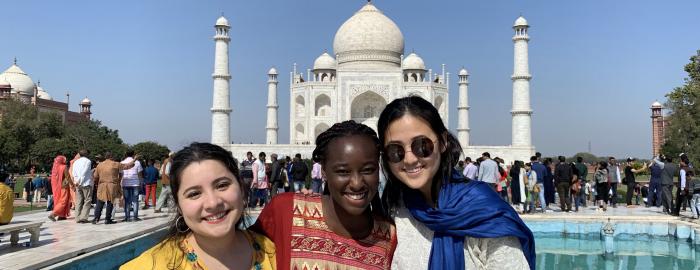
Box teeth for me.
[204,212,226,221]
[346,193,367,200]
[406,167,422,173]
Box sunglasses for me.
[384,136,435,163]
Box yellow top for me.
[121,230,275,270]
[0,183,13,224]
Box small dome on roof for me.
[0,64,35,96]
[402,53,426,70]
[313,52,337,70]
[268,67,278,75]
[651,101,662,108]
[514,16,528,27]
[215,16,229,27]
[80,97,91,105]
[37,86,52,100]
[459,68,469,76]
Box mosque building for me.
[212,2,536,163]
[0,59,92,124]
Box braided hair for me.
[313,120,385,218]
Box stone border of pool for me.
[522,214,700,246]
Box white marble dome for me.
[80,97,91,105]
[651,101,662,108]
[216,16,229,27]
[402,53,425,70]
[0,64,35,96]
[514,16,528,27]
[333,2,404,56]
[459,68,469,76]
[36,86,52,100]
[268,67,278,75]
[313,52,336,70]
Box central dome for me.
[333,2,404,66]
[0,64,35,96]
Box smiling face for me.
[323,135,379,216]
[384,114,442,198]
[177,159,243,240]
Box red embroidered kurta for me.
[252,193,396,270]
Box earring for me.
[176,216,190,233]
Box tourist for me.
[49,155,71,221]
[462,157,478,180]
[121,150,143,222]
[142,159,159,210]
[543,158,556,210]
[267,153,282,197]
[477,152,498,190]
[510,160,527,213]
[655,155,678,215]
[530,156,547,211]
[32,173,44,203]
[607,157,621,207]
[23,176,34,203]
[290,153,308,193]
[690,167,700,219]
[496,157,509,201]
[250,152,268,208]
[647,160,663,207]
[240,151,255,194]
[525,162,539,213]
[154,152,174,213]
[623,158,647,207]
[594,161,610,211]
[252,120,396,270]
[574,156,588,209]
[673,158,692,216]
[310,154,323,194]
[276,159,289,194]
[71,149,93,223]
[92,152,135,225]
[554,156,573,212]
[45,173,53,211]
[284,156,293,192]
[121,143,275,270]
[377,96,534,269]
[0,171,13,225]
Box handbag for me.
[533,183,541,193]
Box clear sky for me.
[2,0,699,159]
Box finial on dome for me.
[13,57,17,65]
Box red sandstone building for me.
[651,101,666,156]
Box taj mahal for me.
[212,2,535,163]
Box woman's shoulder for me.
[245,230,277,270]
[120,238,184,270]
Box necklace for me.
[183,232,264,270]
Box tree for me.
[131,141,170,162]
[661,50,700,166]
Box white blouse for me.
[391,205,530,270]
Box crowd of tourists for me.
[458,152,700,218]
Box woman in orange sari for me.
[49,155,72,221]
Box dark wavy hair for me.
[377,96,463,212]
[153,142,247,269]
[313,120,385,218]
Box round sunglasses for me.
[384,136,435,163]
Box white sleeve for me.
[680,169,686,188]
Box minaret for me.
[266,67,279,144]
[211,15,232,146]
[457,68,470,146]
[511,16,533,147]
[651,101,665,156]
[79,97,92,119]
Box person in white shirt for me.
[121,150,143,222]
[462,157,478,180]
[71,149,93,223]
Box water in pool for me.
[536,236,698,270]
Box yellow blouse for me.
[121,230,275,270]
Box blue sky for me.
[2,0,698,159]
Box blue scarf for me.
[404,171,536,270]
